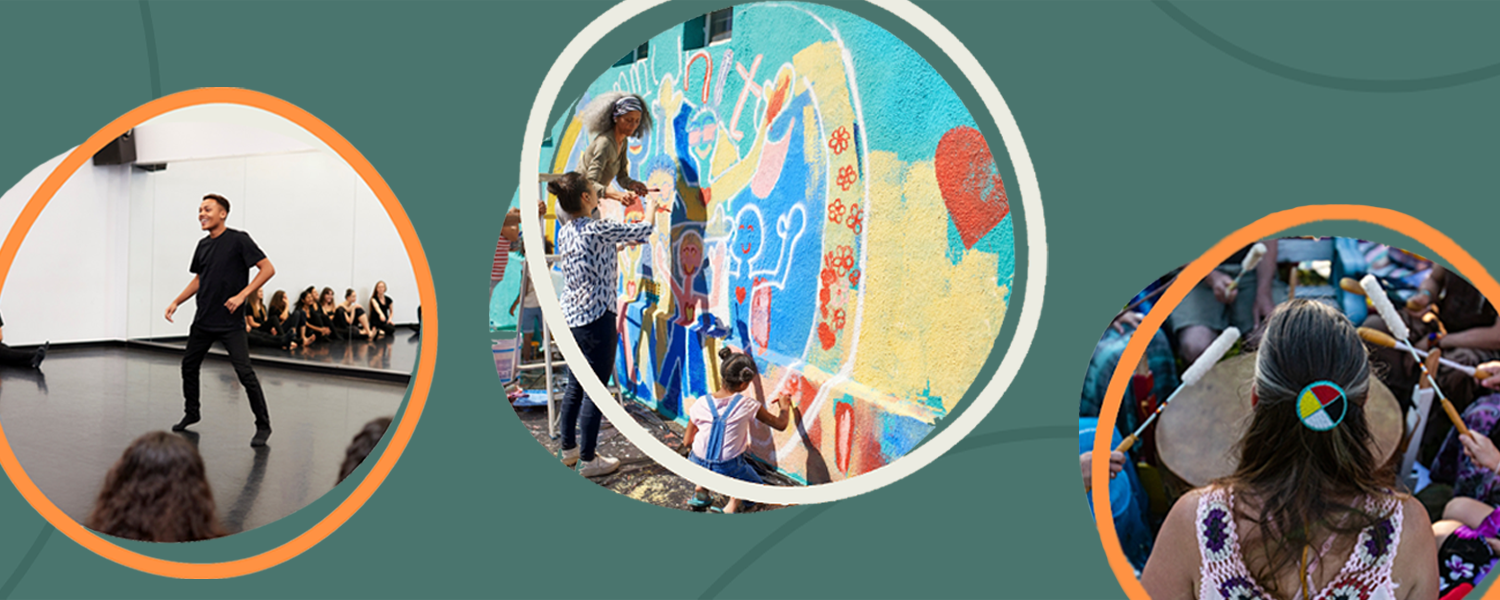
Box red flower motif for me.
[825,245,855,276]
[827,126,850,155]
[827,198,845,225]
[845,202,863,234]
[849,269,861,288]
[833,308,846,330]
[836,165,858,191]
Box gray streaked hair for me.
[580,91,653,139]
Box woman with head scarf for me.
[577,91,652,206]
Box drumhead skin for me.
[1156,353,1400,487]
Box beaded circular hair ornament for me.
[1296,380,1348,431]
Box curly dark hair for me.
[85,431,224,543]
[339,417,393,484]
[717,347,758,390]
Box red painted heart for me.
[935,126,1009,249]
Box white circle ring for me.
[519,0,1048,505]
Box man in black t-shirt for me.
[165,194,277,447]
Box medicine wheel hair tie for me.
[1297,381,1348,431]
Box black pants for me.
[558,312,617,461]
[0,344,31,367]
[182,326,271,429]
[246,329,285,348]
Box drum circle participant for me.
[1142,299,1438,599]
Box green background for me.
[1,1,1498,598]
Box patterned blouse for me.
[557,216,653,327]
[1196,486,1402,600]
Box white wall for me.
[0,117,419,345]
[131,151,420,339]
[0,154,131,345]
[133,120,314,164]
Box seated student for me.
[0,310,46,369]
[1079,417,1154,574]
[682,348,794,514]
[368,281,395,338]
[283,289,319,347]
[245,288,295,350]
[1169,240,1285,364]
[316,287,345,340]
[268,290,294,338]
[1366,265,1500,460]
[301,287,334,344]
[1433,431,1500,598]
[1142,300,1437,599]
[85,431,225,542]
[339,416,392,484]
[1431,393,1500,508]
[334,289,373,341]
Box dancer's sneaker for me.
[172,415,200,431]
[251,427,272,447]
[560,446,579,468]
[576,454,619,478]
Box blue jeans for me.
[690,452,763,484]
[558,312,617,461]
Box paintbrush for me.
[1362,274,1469,436]
[1226,243,1268,294]
[1115,327,1241,454]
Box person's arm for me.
[615,147,647,196]
[226,258,274,314]
[370,299,388,323]
[582,138,617,201]
[682,421,698,454]
[755,394,794,431]
[594,216,657,246]
[1438,315,1500,351]
[1393,496,1440,600]
[165,276,201,323]
[1253,240,1278,326]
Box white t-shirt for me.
[688,393,761,462]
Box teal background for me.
[0,1,1497,598]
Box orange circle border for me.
[0,88,437,578]
[1090,205,1498,599]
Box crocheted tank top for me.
[1196,486,1402,600]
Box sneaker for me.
[30,342,47,369]
[560,446,579,468]
[251,427,272,447]
[576,454,619,477]
[687,489,713,510]
[171,415,200,432]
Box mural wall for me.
[539,2,1014,483]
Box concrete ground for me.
[508,368,795,513]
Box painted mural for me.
[538,2,1014,484]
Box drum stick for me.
[1340,277,1367,297]
[1226,243,1268,294]
[1115,327,1241,454]
[1357,327,1493,379]
[1361,275,1470,436]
